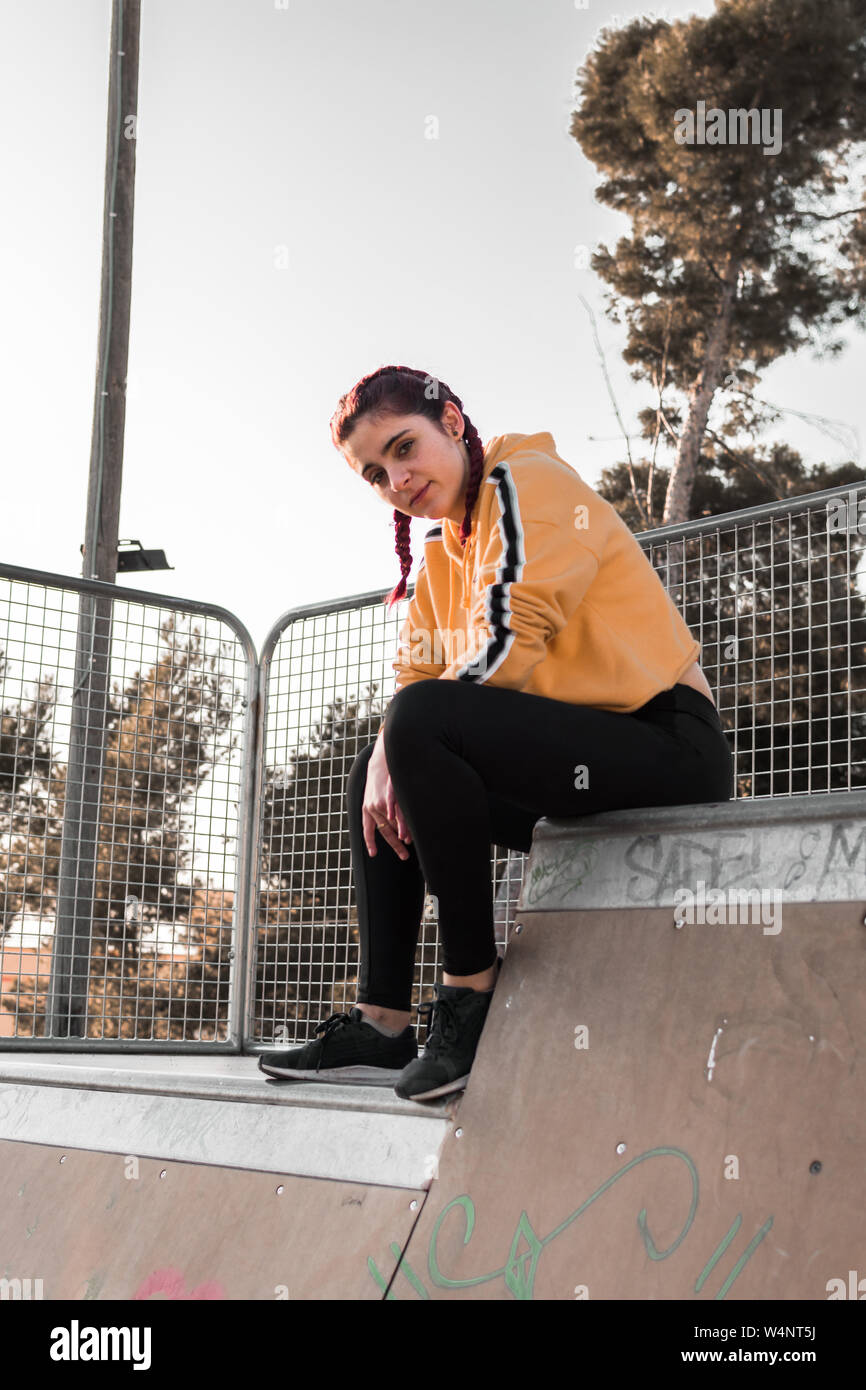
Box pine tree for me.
[0,657,61,937]
[570,0,866,524]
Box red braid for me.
[388,511,413,606]
[330,364,484,608]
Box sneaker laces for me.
[418,995,460,1055]
[312,1011,355,1073]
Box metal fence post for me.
[227,665,262,1050]
[48,590,113,1037]
[239,642,271,1049]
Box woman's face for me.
[343,403,470,522]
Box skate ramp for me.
[1,791,865,1300]
[386,791,866,1300]
[0,1137,423,1300]
[0,1057,446,1301]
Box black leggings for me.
[346,678,734,1011]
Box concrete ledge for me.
[520,789,866,913]
[0,1052,452,1189]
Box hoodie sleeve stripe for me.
[455,463,525,682]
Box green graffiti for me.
[83,1270,107,1301]
[367,1242,430,1300]
[524,842,599,907]
[503,1210,546,1300]
[693,1213,775,1299]
[695,1214,742,1292]
[390,1242,430,1299]
[366,1256,391,1297]
[372,1146,774,1300]
[714,1216,774,1300]
[427,1146,698,1298]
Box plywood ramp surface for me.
[392,902,866,1300]
[0,1139,424,1300]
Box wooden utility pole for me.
[49,0,141,1036]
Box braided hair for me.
[329,365,485,608]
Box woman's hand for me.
[362,734,412,860]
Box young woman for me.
[259,364,734,1102]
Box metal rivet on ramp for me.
[409,1200,418,1211]
[809,1160,822,1175]
[616,1142,627,1155]
[159,1169,167,1179]
[276,1185,284,1195]
[505,996,512,1008]
[59,1155,66,1164]
[514,923,523,935]
[455,1128,464,1138]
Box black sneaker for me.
[394,958,501,1102]
[258,1007,417,1085]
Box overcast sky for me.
[2,0,864,656]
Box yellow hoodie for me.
[391,431,700,714]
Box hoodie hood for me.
[441,432,560,608]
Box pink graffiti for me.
[133,1266,225,1300]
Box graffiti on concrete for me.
[622,828,826,903]
[525,819,866,910]
[524,842,600,907]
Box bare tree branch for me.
[579,294,649,526]
[785,205,866,222]
[704,427,786,498]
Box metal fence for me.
[0,562,258,1049]
[2,479,865,1049]
[641,486,866,797]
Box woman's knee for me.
[383,679,450,759]
[346,740,377,803]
